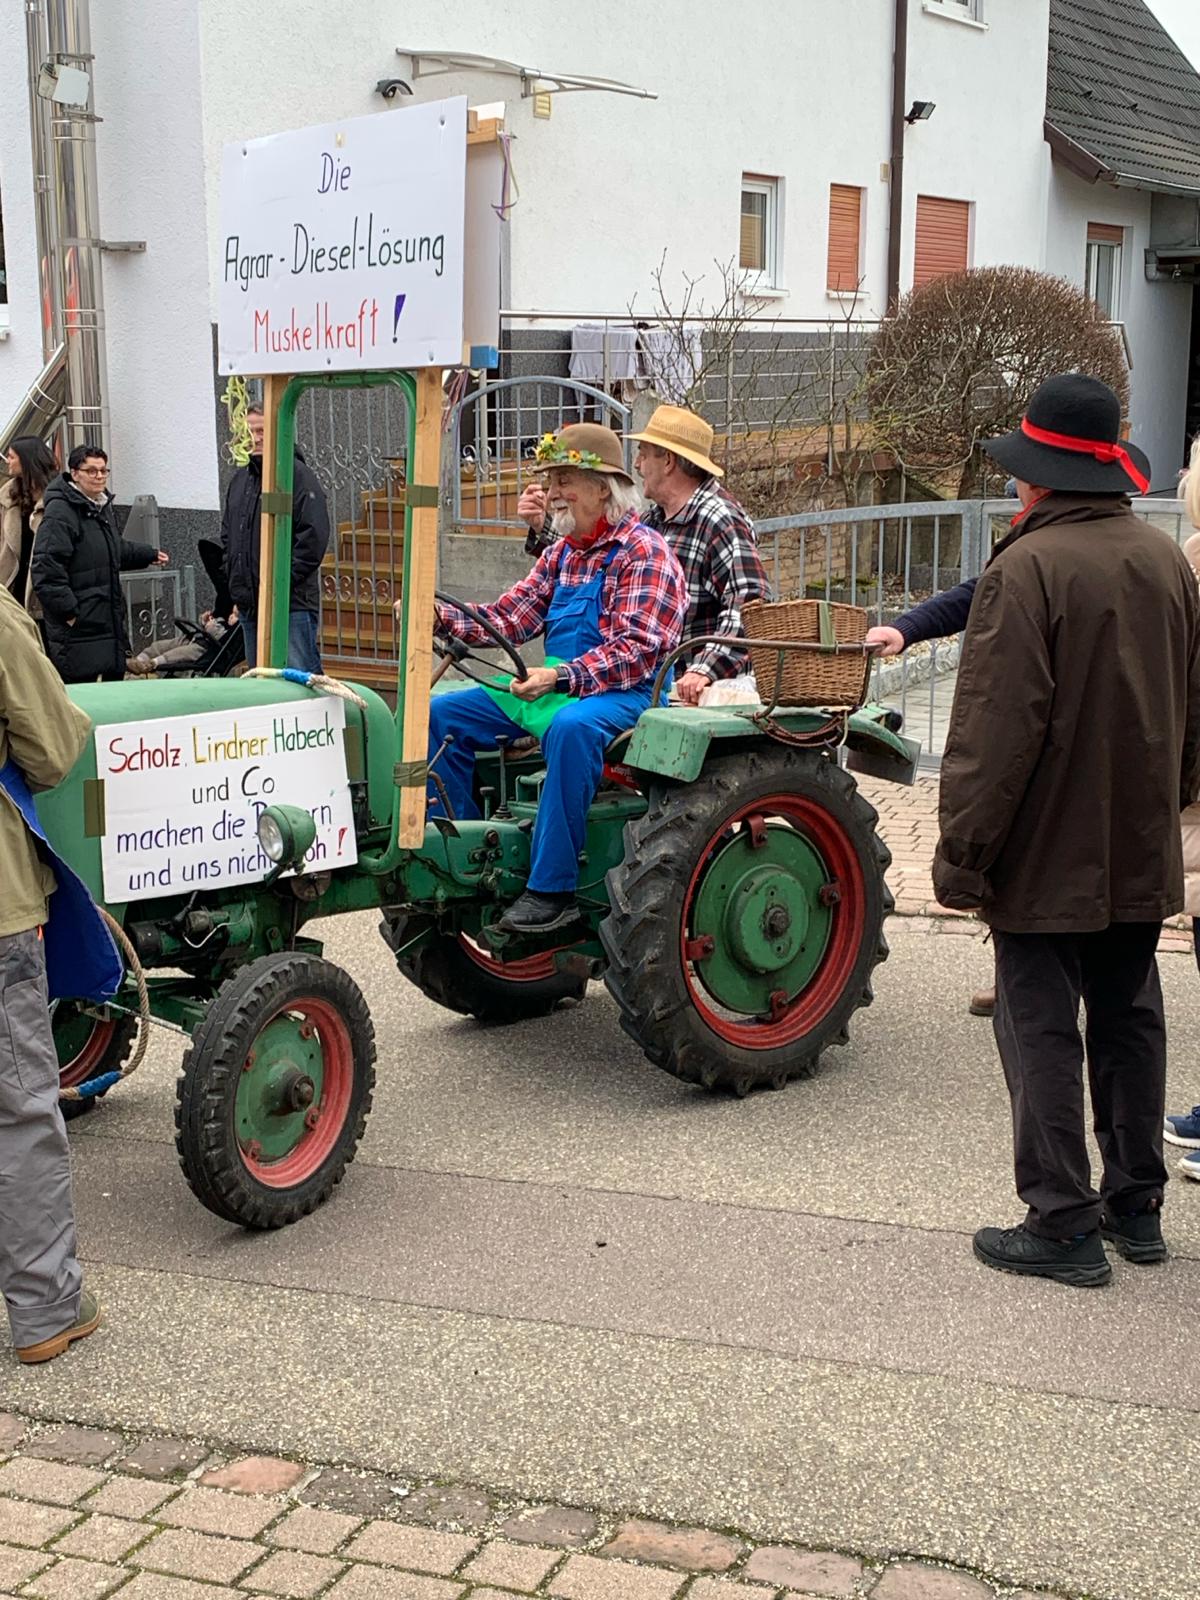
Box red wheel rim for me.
[681,793,867,1049]
[58,1016,119,1088]
[239,997,354,1188]
[459,935,559,983]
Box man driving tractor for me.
[428,424,688,936]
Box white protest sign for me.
[97,699,358,903]
[218,97,467,375]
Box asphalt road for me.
[2,917,1197,1599]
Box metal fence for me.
[120,565,196,654]
[294,380,414,675]
[752,495,1191,767]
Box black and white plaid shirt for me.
[641,479,771,680]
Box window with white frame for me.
[940,0,983,18]
[739,176,780,287]
[1086,223,1124,320]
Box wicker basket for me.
[741,598,871,708]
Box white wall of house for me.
[1045,165,1193,487]
[0,0,1192,513]
[90,0,219,512]
[0,9,48,425]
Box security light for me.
[906,101,937,124]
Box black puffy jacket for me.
[221,448,330,618]
[31,474,158,682]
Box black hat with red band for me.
[984,374,1151,497]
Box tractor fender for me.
[623,704,920,787]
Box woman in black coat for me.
[32,445,167,683]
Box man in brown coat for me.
[934,373,1200,1288]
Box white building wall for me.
[903,1,1051,287]
[1045,165,1193,487]
[90,0,219,512]
[0,0,1191,512]
[0,8,49,426]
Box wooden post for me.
[255,373,288,667]
[396,366,443,847]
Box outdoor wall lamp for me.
[905,100,937,123]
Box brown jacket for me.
[0,475,46,615]
[934,494,1200,933]
[0,584,92,937]
[1181,532,1200,917]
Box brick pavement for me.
[0,1414,1073,1600]
[859,775,1196,957]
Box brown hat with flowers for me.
[532,423,633,484]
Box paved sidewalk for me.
[0,1416,1061,1600]
[859,775,1196,955]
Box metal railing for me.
[120,565,196,655]
[448,376,632,530]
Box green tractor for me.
[37,370,917,1231]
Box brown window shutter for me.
[827,184,863,291]
[1087,221,1124,245]
[913,195,971,286]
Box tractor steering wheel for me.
[433,591,530,686]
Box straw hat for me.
[531,423,633,483]
[628,404,724,479]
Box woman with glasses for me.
[31,444,167,683]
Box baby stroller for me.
[126,539,246,679]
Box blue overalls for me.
[0,760,122,1004]
[428,541,664,894]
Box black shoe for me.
[973,1224,1113,1287]
[1100,1206,1168,1264]
[497,891,580,935]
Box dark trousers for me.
[992,921,1168,1239]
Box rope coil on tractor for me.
[242,666,368,709]
[58,910,151,1106]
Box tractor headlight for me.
[257,805,317,870]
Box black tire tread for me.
[601,748,892,1095]
[380,916,585,1023]
[174,953,376,1230]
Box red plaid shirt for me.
[434,514,687,696]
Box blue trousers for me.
[428,685,651,893]
[241,611,323,674]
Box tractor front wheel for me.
[601,748,892,1095]
[53,1003,138,1122]
[381,915,585,1022]
[174,953,375,1228]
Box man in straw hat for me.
[517,405,768,704]
[933,372,1200,1287]
[429,424,687,935]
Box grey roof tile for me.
[1047,0,1200,192]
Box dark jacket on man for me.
[31,473,158,683]
[933,493,1200,933]
[221,448,330,619]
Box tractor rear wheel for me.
[381,915,585,1023]
[52,1003,138,1122]
[174,953,375,1229]
[601,748,892,1095]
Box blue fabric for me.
[895,577,978,648]
[0,759,122,1003]
[241,611,323,674]
[431,542,659,893]
[429,684,651,892]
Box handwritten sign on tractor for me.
[218,96,468,375]
[97,699,358,903]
